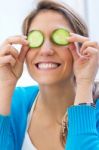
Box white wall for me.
[0,0,99,86]
[87,0,99,41]
[0,0,38,86]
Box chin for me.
[35,78,58,86]
[33,76,68,87]
[28,68,73,86]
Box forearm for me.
[74,82,93,105]
[0,115,15,150]
[0,84,15,115]
[66,104,99,150]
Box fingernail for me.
[70,32,74,36]
[25,41,29,45]
[22,35,27,39]
[66,37,71,41]
[66,37,70,39]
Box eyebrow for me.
[28,29,42,33]
[28,27,71,34]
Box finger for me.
[80,41,99,54]
[0,55,16,67]
[67,33,89,43]
[18,45,29,63]
[0,44,19,59]
[79,47,99,63]
[82,47,99,56]
[68,43,80,61]
[1,35,29,46]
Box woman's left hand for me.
[68,33,99,85]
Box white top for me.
[22,93,39,150]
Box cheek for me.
[25,49,36,65]
[61,48,74,74]
[62,47,73,65]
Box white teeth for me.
[38,63,59,69]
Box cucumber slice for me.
[27,30,44,48]
[51,28,70,46]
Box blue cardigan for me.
[0,85,99,150]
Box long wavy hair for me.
[22,0,99,147]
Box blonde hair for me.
[22,1,89,38]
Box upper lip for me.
[35,61,61,64]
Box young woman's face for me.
[26,10,75,85]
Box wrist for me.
[0,80,17,88]
[76,102,96,107]
[0,82,16,96]
[76,80,93,88]
[74,83,93,105]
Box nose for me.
[39,39,55,56]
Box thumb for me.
[18,45,29,63]
[68,43,80,61]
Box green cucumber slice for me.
[51,28,70,46]
[27,30,44,48]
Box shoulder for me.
[11,85,39,114]
[10,85,39,147]
[11,85,39,122]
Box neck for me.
[37,79,75,124]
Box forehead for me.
[29,10,73,33]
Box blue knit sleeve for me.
[0,115,15,150]
[0,85,39,150]
[65,99,99,150]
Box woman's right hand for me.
[0,35,29,86]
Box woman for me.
[0,0,99,150]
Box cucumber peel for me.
[51,28,70,46]
[27,30,44,48]
[27,28,70,48]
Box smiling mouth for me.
[35,62,61,70]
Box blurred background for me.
[0,0,99,86]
